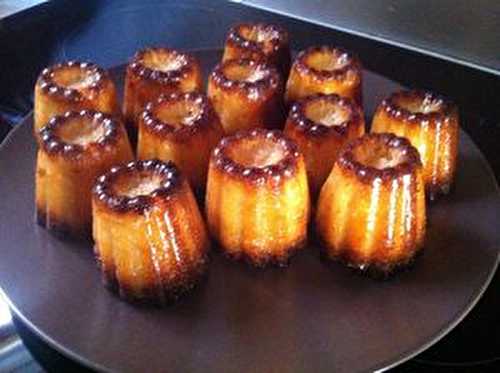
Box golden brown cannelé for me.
[206,129,310,267]
[316,133,426,275]
[34,61,118,134]
[371,90,459,200]
[92,159,210,304]
[137,92,224,196]
[285,46,362,106]
[222,23,291,77]
[123,47,203,132]
[284,93,365,198]
[35,110,133,238]
[207,58,284,134]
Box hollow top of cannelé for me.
[93,159,183,213]
[378,90,457,124]
[337,133,422,183]
[38,110,125,159]
[140,92,219,140]
[211,128,302,185]
[288,93,363,137]
[210,58,282,97]
[36,61,109,101]
[226,23,289,55]
[293,46,361,82]
[128,47,200,85]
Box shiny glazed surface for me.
[92,160,209,304]
[372,90,459,200]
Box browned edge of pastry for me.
[218,236,306,269]
[36,61,109,102]
[127,47,200,85]
[226,23,289,56]
[92,159,183,214]
[379,89,457,125]
[336,132,422,184]
[288,93,362,137]
[140,92,218,142]
[38,110,124,159]
[211,128,301,186]
[209,58,282,98]
[294,45,362,81]
[96,247,210,306]
[318,243,424,279]
[36,209,91,240]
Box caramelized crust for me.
[285,46,362,106]
[137,92,223,196]
[207,58,285,134]
[316,133,426,275]
[35,110,133,238]
[223,23,291,77]
[371,90,459,200]
[123,48,203,132]
[284,94,365,198]
[34,61,118,135]
[92,160,210,305]
[206,129,310,267]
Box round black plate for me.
[0,50,498,373]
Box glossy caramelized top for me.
[227,23,289,55]
[338,133,422,183]
[380,90,456,124]
[210,59,281,96]
[289,94,362,136]
[211,128,301,185]
[295,46,361,81]
[37,61,107,101]
[141,92,217,138]
[128,47,197,84]
[93,159,182,213]
[38,110,122,158]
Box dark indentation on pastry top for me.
[38,110,124,158]
[337,133,422,183]
[380,89,458,125]
[140,92,218,140]
[210,59,282,95]
[37,61,109,101]
[211,128,302,185]
[227,23,289,55]
[294,46,362,81]
[93,159,184,213]
[288,93,362,137]
[128,47,200,85]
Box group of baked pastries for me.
[33,23,459,305]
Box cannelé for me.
[206,129,310,267]
[137,92,223,196]
[285,46,362,106]
[34,61,118,134]
[92,160,210,304]
[35,110,133,238]
[316,133,426,276]
[207,58,284,134]
[123,47,203,132]
[284,93,365,197]
[222,23,291,78]
[371,90,459,200]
